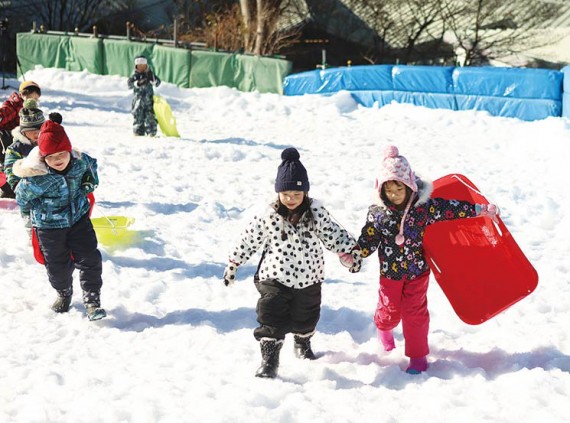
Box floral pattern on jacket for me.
[14,149,98,229]
[357,179,477,281]
[229,199,357,289]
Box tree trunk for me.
[240,0,256,52]
[254,0,266,55]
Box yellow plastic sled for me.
[91,216,137,247]
[153,95,180,137]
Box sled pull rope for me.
[451,175,502,237]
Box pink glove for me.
[0,172,6,187]
[339,247,362,273]
[476,203,500,222]
[339,252,354,268]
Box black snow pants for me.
[36,213,102,293]
[253,278,322,341]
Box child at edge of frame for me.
[0,81,42,198]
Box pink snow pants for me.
[374,272,430,358]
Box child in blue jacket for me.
[14,119,105,321]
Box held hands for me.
[223,262,239,286]
[349,248,363,273]
[339,246,363,273]
[476,203,500,223]
[338,252,353,268]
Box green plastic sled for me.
[91,216,137,247]
[153,95,180,137]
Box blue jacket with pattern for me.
[14,149,98,229]
[357,178,477,281]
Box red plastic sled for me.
[32,193,95,265]
[423,174,538,325]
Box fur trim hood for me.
[12,146,83,178]
[11,126,35,145]
[374,177,433,210]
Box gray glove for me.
[22,214,32,229]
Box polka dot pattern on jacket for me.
[229,199,357,289]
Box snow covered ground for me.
[1,67,569,422]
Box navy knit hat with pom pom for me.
[275,147,310,192]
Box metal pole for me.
[173,18,178,48]
[1,19,8,89]
[321,49,327,69]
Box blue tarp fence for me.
[284,65,570,121]
[563,66,570,120]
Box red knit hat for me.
[38,120,72,157]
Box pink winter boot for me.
[406,356,428,374]
[377,329,395,352]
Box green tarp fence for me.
[16,32,292,94]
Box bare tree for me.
[240,0,256,52]
[358,0,446,64]
[179,3,245,51]
[173,0,234,33]
[179,0,298,55]
[16,0,131,32]
[240,0,298,55]
[391,0,444,63]
[439,0,563,66]
[358,1,393,63]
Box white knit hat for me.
[134,56,148,66]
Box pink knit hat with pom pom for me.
[376,145,418,246]
[375,145,417,192]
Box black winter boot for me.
[255,339,283,378]
[51,287,73,313]
[293,333,317,360]
[82,290,107,321]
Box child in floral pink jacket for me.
[343,145,498,374]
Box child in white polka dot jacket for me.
[223,147,360,379]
